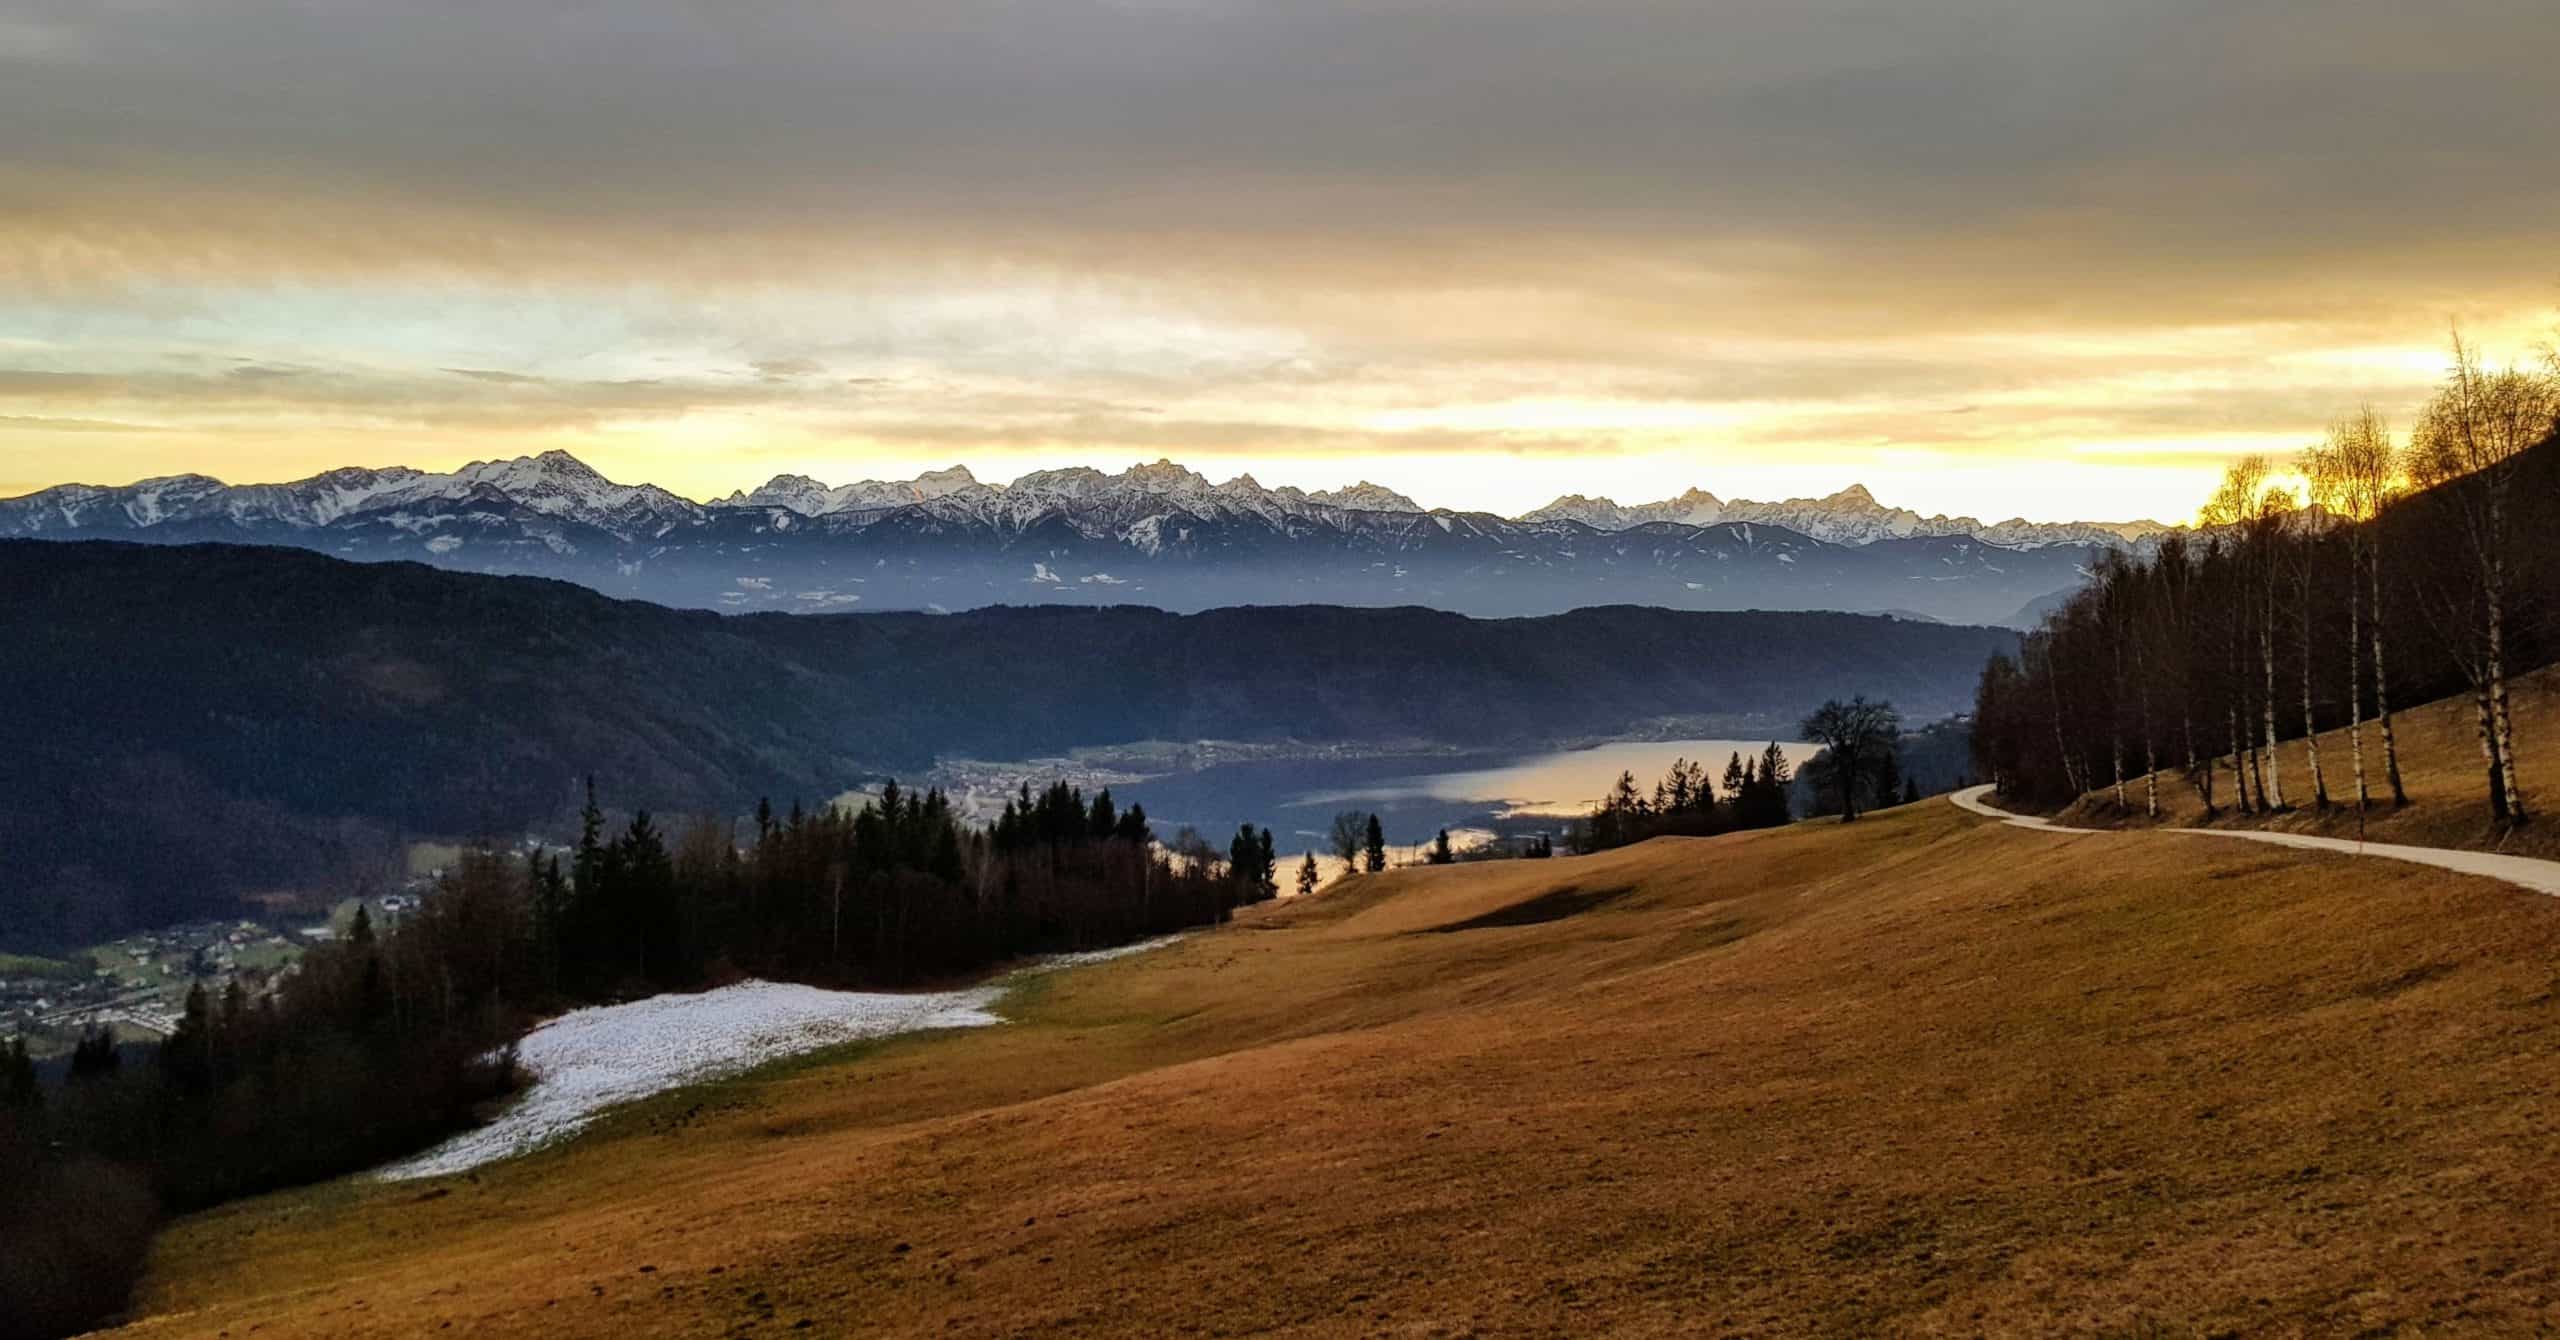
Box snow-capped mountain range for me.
[1519,483,2169,550]
[0,452,2145,626]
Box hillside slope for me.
[2059,664,2560,861]
[119,796,2560,1335]
[0,540,2015,947]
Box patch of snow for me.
[424,535,463,555]
[377,938,1183,1182]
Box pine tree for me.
[1363,814,1387,873]
[2,1034,38,1110]
[1429,829,1455,864]
[69,1025,120,1081]
[150,983,208,1091]
[1873,746,1902,810]
[1297,851,1320,897]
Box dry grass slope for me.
[117,795,2560,1337]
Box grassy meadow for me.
[103,774,2560,1336]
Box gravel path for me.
[1948,785,2560,897]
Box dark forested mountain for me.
[0,540,2018,946]
[0,453,2115,626]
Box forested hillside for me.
[0,541,2017,947]
[1973,344,2559,826]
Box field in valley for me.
[115,778,2560,1336]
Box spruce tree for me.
[1297,851,1320,897]
[1873,746,1902,810]
[1363,814,1387,873]
[1429,829,1455,864]
[3,1034,38,1110]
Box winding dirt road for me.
[1949,784,2560,897]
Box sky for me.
[3,1,2556,524]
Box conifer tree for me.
[1297,851,1320,897]
[3,1034,38,1110]
[1364,814,1387,873]
[1429,829,1455,864]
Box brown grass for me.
[112,796,2560,1337]
[2062,665,2560,860]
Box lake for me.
[1289,739,1819,819]
[962,737,1822,855]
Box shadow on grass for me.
[1421,885,1632,934]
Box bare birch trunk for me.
[2476,681,2508,824]
[2229,702,2255,816]
[2299,586,2326,808]
[2260,596,2285,810]
[2488,538,2525,822]
[2371,548,2405,805]
[2186,714,2213,813]
[2143,717,2160,820]
[2347,543,2367,813]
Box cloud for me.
[2,0,2555,520]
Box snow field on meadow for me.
[377,936,1182,1181]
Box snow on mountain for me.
[1305,481,1423,513]
[1523,488,1725,530]
[1,451,2168,554]
[1530,482,2170,550]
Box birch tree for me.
[2202,461,2279,810]
[2408,335,2558,824]
[2319,409,2406,809]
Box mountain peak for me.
[529,449,607,481]
[1307,481,1422,512]
[1121,459,1212,492]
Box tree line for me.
[1971,337,2560,823]
[1570,745,1800,854]
[2,776,1262,1338]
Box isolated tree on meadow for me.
[1364,814,1387,873]
[1799,697,1900,823]
[1328,811,1368,878]
[1428,829,1455,864]
[1297,851,1319,897]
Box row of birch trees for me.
[1972,337,2560,825]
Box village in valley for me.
[2,896,428,1059]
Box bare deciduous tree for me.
[2409,333,2558,824]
